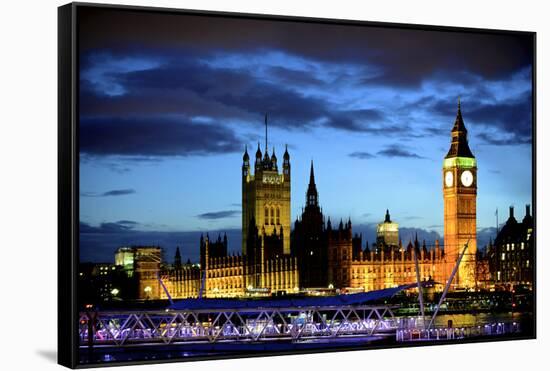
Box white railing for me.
[79,304,398,346]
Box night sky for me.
[78,7,533,263]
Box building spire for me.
[309,160,315,185]
[385,209,391,223]
[306,160,319,208]
[255,141,262,160]
[445,97,474,159]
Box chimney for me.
[525,204,531,218]
[509,206,514,219]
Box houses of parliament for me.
[127,103,485,300]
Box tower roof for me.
[243,145,249,161]
[309,160,316,185]
[255,142,262,158]
[283,144,290,160]
[306,160,319,208]
[384,209,391,223]
[453,97,468,133]
[445,97,475,159]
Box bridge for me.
[79,303,398,346]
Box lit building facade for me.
[242,115,291,254]
[488,205,534,291]
[159,232,299,299]
[348,239,448,292]
[114,246,162,299]
[116,104,532,301]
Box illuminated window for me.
[501,253,506,261]
[526,260,530,268]
[521,242,525,250]
[506,244,510,251]
[511,243,515,251]
[497,271,501,281]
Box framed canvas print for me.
[58,2,536,368]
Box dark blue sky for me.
[78,7,533,263]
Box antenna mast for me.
[265,113,268,153]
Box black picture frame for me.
[58,2,537,368]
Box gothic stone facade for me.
[160,232,299,299]
[242,115,291,255]
[141,105,493,299]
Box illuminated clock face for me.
[461,170,474,187]
[445,171,453,187]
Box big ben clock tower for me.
[443,99,477,290]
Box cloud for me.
[116,220,139,225]
[425,224,443,229]
[477,133,530,146]
[477,227,498,252]
[102,189,136,196]
[196,210,241,220]
[79,38,531,150]
[377,145,425,159]
[80,51,392,136]
[428,92,532,146]
[470,95,532,146]
[81,188,136,197]
[399,228,442,245]
[80,221,137,233]
[79,116,243,157]
[402,216,423,220]
[78,8,533,87]
[424,127,448,136]
[267,65,325,87]
[349,151,375,160]
[79,219,242,263]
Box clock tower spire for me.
[443,98,477,290]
